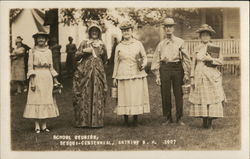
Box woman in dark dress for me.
[73,22,108,128]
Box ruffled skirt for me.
[115,77,150,115]
[23,68,59,119]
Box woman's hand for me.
[139,63,145,71]
[30,76,36,91]
[82,47,93,53]
[202,54,213,62]
[53,78,61,86]
[112,79,117,87]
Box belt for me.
[34,65,51,68]
[160,61,181,65]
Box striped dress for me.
[188,43,226,118]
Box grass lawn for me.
[11,65,241,151]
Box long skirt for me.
[73,56,107,127]
[189,103,224,118]
[66,53,75,74]
[115,77,150,115]
[11,57,25,81]
[23,68,59,119]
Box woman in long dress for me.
[73,22,108,128]
[23,32,60,133]
[11,38,26,94]
[189,24,226,129]
[112,20,150,126]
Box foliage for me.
[59,8,199,28]
[10,9,23,23]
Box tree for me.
[59,8,199,28]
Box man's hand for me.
[113,79,117,87]
[156,76,161,86]
[183,74,190,84]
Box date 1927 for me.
[163,139,176,145]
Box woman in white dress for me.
[23,32,60,134]
[112,20,150,126]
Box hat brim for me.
[88,25,102,33]
[32,33,49,38]
[196,29,216,34]
[163,23,176,26]
[120,26,133,30]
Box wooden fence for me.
[185,39,240,75]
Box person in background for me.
[65,36,77,77]
[10,38,26,95]
[112,20,150,126]
[189,24,226,129]
[151,18,191,126]
[16,36,31,92]
[109,37,118,66]
[49,37,62,81]
[73,21,108,128]
[23,32,60,134]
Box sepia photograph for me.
[0,1,249,159]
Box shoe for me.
[132,115,138,127]
[123,115,129,126]
[35,129,40,134]
[42,128,50,133]
[177,120,185,126]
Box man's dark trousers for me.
[159,62,184,122]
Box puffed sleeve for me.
[151,42,161,77]
[27,49,35,79]
[48,50,58,77]
[139,42,148,67]
[180,40,191,77]
[112,45,120,79]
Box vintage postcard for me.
[0,1,249,159]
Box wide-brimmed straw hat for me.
[196,24,216,34]
[119,20,133,30]
[32,31,49,39]
[163,18,176,26]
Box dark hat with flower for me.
[119,20,133,30]
[196,24,216,34]
[32,31,49,39]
